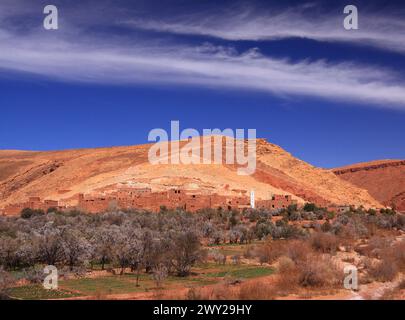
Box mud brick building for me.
[1,188,295,215]
[256,194,295,210]
[77,187,294,213]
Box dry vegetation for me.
[0,204,404,300]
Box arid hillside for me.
[333,160,405,212]
[0,138,381,210]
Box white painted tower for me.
[250,189,255,209]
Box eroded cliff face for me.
[334,160,405,175]
[0,138,382,213]
[333,160,405,211]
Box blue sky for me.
[0,0,404,168]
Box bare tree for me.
[151,263,168,288]
[229,228,242,244]
[91,227,115,270]
[210,250,226,265]
[61,229,91,271]
[0,237,19,270]
[111,227,132,275]
[128,230,146,287]
[34,227,64,266]
[170,231,203,277]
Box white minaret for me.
[250,189,255,209]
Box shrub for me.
[380,279,405,300]
[46,207,58,214]
[255,242,277,265]
[321,221,332,232]
[380,208,396,216]
[243,246,255,259]
[336,214,350,225]
[288,211,301,221]
[210,283,235,300]
[287,204,298,213]
[238,281,277,300]
[59,266,87,279]
[187,287,205,300]
[23,266,45,284]
[297,255,342,288]
[360,236,392,258]
[395,214,405,230]
[276,223,306,239]
[210,250,226,265]
[310,232,338,254]
[284,240,312,263]
[346,218,369,238]
[367,257,398,282]
[367,209,377,216]
[231,255,241,265]
[20,208,45,219]
[303,203,317,212]
[392,240,405,271]
[254,221,275,240]
[375,214,396,229]
[302,211,317,220]
[330,221,343,235]
[274,256,299,294]
[255,239,312,265]
[278,256,295,272]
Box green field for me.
[59,276,146,296]
[8,263,274,299]
[8,285,80,300]
[202,265,274,279]
[59,273,218,296]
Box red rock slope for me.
[333,160,405,212]
[0,138,381,212]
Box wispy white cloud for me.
[124,5,405,54]
[0,1,405,109]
